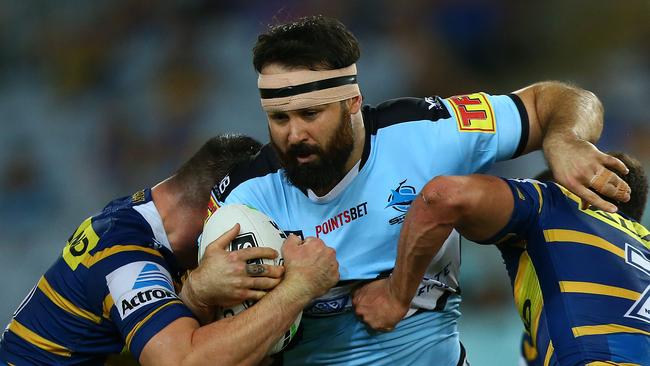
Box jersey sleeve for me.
[440,92,528,173]
[86,245,194,360]
[481,178,549,244]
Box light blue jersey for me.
[211,94,527,365]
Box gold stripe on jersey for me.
[572,323,650,338]
[82,245,162,268]
[513,251,544,348]
[556,184,650,250]
[586,362,641,366]
[543,341,554,366]
[8,320,72,357]
[543,229,624,258]
[37,277,102,324]
[103,294,115,319]
[125,300,183,349]
[559,281,640,301]
[523,338,537,361]
[532,182,544,213]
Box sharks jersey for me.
[211,94,527,365]
[0,189,193,365]
[214,93,527,285]
[489,179,650,366]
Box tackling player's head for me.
[535,152,648,221]
[173,134,262,209]
[253,16,363,193]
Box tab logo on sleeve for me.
[447,92,495,133]
[106,261,178,320]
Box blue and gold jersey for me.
[0,189,193,365]
[492,179,650,365]
[497,237,558,366]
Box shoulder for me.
[362,96,451,135]
[76,194,169,269]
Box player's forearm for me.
[515,81,604,156]
[534,81,603,145]
[390,176,513,304]
[183,281,310,365]
[389,179,459,305]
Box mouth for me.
[295,153,317,164]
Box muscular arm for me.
[140,235,338,366]
[515,81,629,211]
[390,175,513,305]
[516,81,602,154]
[139,280,309,366]
[354,175,514,329]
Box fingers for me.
[283,234,303,247]
[236,247,279,261]
[601,153,629,176]
[301,236,320,246]
[244,290,269,302]
[260,263,285,278]
[245,263,284,278]
[249,276,282,290]
[206,224,241,252]
[589,166,631,204]
[573,183,617,213]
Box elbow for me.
[419,176,470,224]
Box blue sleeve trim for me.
[127,302,194,361]
[475,178,522,244]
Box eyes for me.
[301,109,320,119]
[268,108,323,123]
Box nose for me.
[287,119,308,145]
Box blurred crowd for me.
[0,1,647,363]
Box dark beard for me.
[272,109,354,194]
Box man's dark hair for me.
[253,15,360,72]
[534,152,649,221]
[174,134,262,208]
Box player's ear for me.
[347,95,362,114]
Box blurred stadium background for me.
[0,1,647,364]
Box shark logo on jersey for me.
[386,179,417,225]
[106,261,178,319]
[386,179,417,213]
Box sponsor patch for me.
[63,217,100,270]
[305,294,351,316]
[106,261,177,320]
[447,92,496,133]
[315,202,368,237]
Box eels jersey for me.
[497,233,558,366]
[0,189,193,365]
[491,179,650,366]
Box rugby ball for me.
[198,204,301,355]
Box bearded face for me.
[271,105,354,193]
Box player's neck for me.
[151,179,202,269]
[345,111,365,173]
